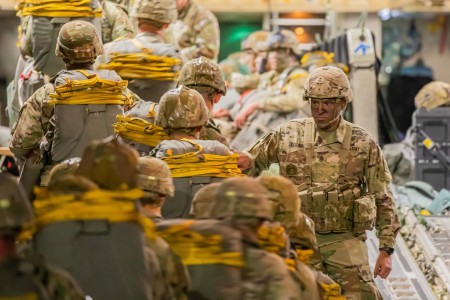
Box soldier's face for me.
[268,49,290,72]
[310,98,345,131]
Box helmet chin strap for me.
[322,99,343,128]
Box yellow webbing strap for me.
[113,115,169,147]
[158,221,244,267]
[258,224,288,255]
[20,187,157,242]
[300,51,335,67]
[97,50,181,80]
[284,258,297,273]
[320,282,345,299]
[0,293,38,300]
[19,0,102,17]
[162,139,244,178]
[296,249,314,264]
[48,70,132,105]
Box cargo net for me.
[16,0,102,17]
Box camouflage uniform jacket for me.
[10,70,141,158]
[200,119,230,147]
[245,117,400,248]
[146,238,190,300]
[255,67,309,113]
[101,0,135,44]
[0,257,85,299]
[243,242,302,300]
[164,1,220,62]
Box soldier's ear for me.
[339,101,347,112]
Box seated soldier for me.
[29,137,166,300]
[152,85,242,218]
[0,173,85,299]
[96,0,181,102]
[137,156,175,222]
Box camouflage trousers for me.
[316,232,382,300]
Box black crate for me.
[415,161,450,191]
[413,107,450,160]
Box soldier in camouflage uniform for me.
[212,177,303,299]
[10,1,135,127]
[231,29,310,150]
[137,156,175,222]
[152,85,236,218]
[239,66,400,299]
[10,21,141,197]
[163,0,220,62]
[177,56,230,146]
[0,173,85,299]
[97,0,181,102]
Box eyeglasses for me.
[309,98,340,109]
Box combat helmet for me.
[49,157,82,183]
[0,173,33,232]
[256,173,300,232]
[137,156,174,201]
[155,85,209,129]
[55,20,103,65]
[47,157,98,195]
[303,66,353,103]
[415,81,450,110]
[267,29,301,55]
[241,30,270,53]
[177,56,227,95]
[76,136,139,191]
[212,177,272,221]
[131,0,178,24]
[191,182,221,219]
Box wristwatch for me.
[380,247,394,255]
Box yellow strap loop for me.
[162,139,243,178]
[48,71,132,105]
[20,187,158,242]
[158,221,244,267]
[113,115,169,147]
[97,51,181,80]
[19,0,102,17]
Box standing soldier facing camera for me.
[239,66,400,299]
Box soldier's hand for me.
[237,151,252,171]
[235,102,259,128]
[374,251,392,279]
[213,108,229,118]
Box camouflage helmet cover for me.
[191,182,221,219]
[303,66,353,103]
[415,81,450,110]
[156,85,209,129]
[0,173,33,230]
[137,156,174,197]
[177,56,227,95]
[241,30,270,53]
[131,0,178,24]
[76,137,139,190]
[213,177,273,221]
[49,157,82,184]
[256,173,300,233]
[55,20,103,65]
[267,29,301,55]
